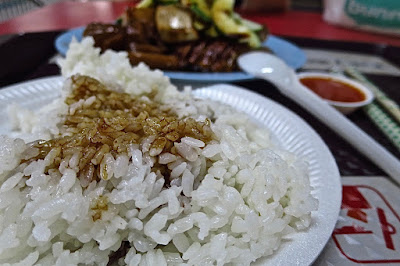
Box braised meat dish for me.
[83,1,268,72]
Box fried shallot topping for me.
[22,75,214,186]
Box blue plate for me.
[55,27,306,82]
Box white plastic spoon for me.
[238,51,400,183]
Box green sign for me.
[345,0,400,28]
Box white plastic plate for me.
[0,77,341,265]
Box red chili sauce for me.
[300,77,366,102]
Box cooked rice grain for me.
[0,37,318,265]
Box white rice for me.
[0,37,317,265]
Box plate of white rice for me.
[0,37,341,266]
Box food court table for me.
[1,2,400,264]
[1,1,400,47]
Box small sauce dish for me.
[297,72,374,114]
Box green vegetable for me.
[136,0,263,47]
[239,31,261,48]
[211,0,250,37]
[210,0,263,47]
[190,0,212,22]
[137,0,153,8]
[232,13,263,32]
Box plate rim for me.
[0,77,341,266]
[54,27,306,81]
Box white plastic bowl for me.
[297,72,374,115]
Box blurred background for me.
[0,0,59,23]
[0,0,323,23]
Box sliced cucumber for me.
[190,0,211,22]
[191,5,211,22]
[212,0,250,37]
[137,0,153,8]
[231,12,263,32]
[213,13,250,37]
[239,31,261,48]
[212,0,233,10]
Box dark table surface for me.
[1,30,400,179]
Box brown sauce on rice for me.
[22,75,214,187]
